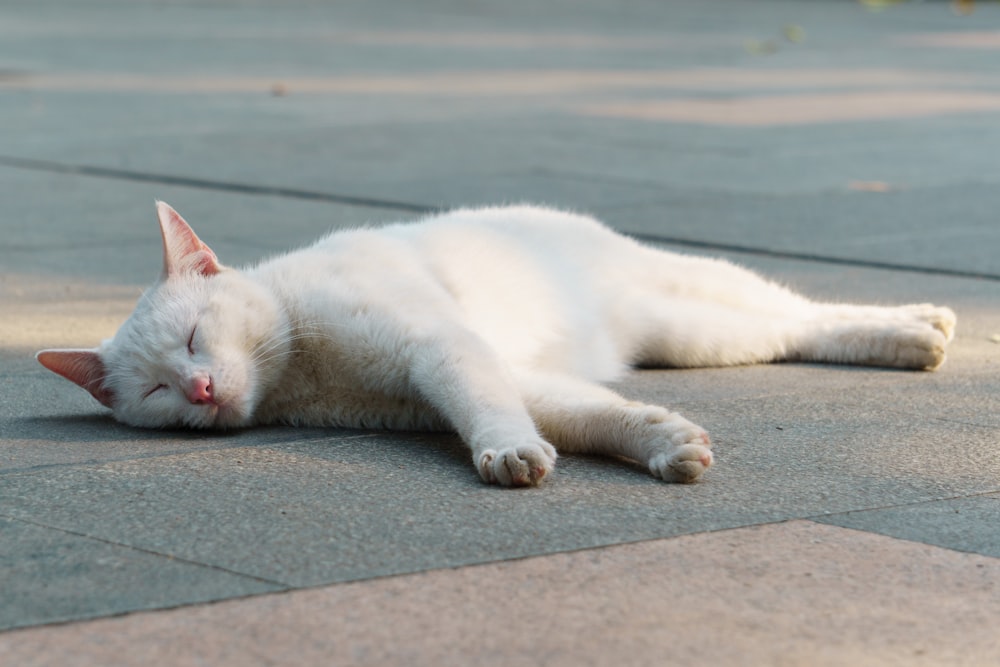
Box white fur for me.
[37,204,957,487]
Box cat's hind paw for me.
[649,443,713,484]
[903,304,957,343]
[477,439,557,487]
[889,326,949,371]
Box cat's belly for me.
[253,385,449,431]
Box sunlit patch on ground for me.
[0,274,138,351]
[580,90,1000,126]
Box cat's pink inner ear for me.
[36,349,115,408]
[156,201,221,278]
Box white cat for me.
[37,202,956,487]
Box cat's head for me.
[37,202,289,430]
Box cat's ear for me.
[36,349,115,408]
[156,201,221,278]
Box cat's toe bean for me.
[649,444,713,484]
[477,441,556,487]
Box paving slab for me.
[818,493,1000,558]
[2,521,999,667]
[4,321,999,628]
[7,111,1000,275]
[0,517,282,631]
[4,2,1000,277]
[602,178,1000,277]
[0,167,414,283]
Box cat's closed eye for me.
[143,384,167,399]
[187,327,197,355]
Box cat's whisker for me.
[250,343,298,366]
[249,321,344,366]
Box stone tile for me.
[0,168,413,284]
[601,181,1000,278]
[817,494,1000,558]
[3,391,998,631]
[2,521,999,666]
[0,516,281,631]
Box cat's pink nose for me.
[187,375,215,405]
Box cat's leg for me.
[619,245,955,371]
[787,303,957,370]
[627,296,807,369]
[405,328,557,487]
[614,248,818,368]
[631,297,956,371]
[515,371,713,483]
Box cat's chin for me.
[133,400,253,431]
[200,401,254,430]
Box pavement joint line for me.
[5,500,1000,632]
[0,446,254,477]
[3,154,999,281]
[863,403,1000,430]
[806,488,1000,521]
[1,239,152,253]
[0,432,388,477]
[0,512,293,590]
[630,232,1000,282]
[0,155,437,215]
[930,416,1000,429]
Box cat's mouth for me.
[200,398,253,430]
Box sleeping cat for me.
[37,202,956,487]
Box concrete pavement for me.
[2,1,1000,664]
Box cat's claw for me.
[477,439,557,487]
[649,443,713,483]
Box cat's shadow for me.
[11,414,474,468]
[11,414,195,443]
[12,416,658,486]
[10,413,253,444]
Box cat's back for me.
[268,205,632,294]
[300,203,613,249]
[250,206,602,315]
[388,204,623,251]
[384,205,637,276]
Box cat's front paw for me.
[477,439,557,487]
[623,404,713,483]
[649,443,714,484]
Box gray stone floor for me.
[2,1,999,663]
